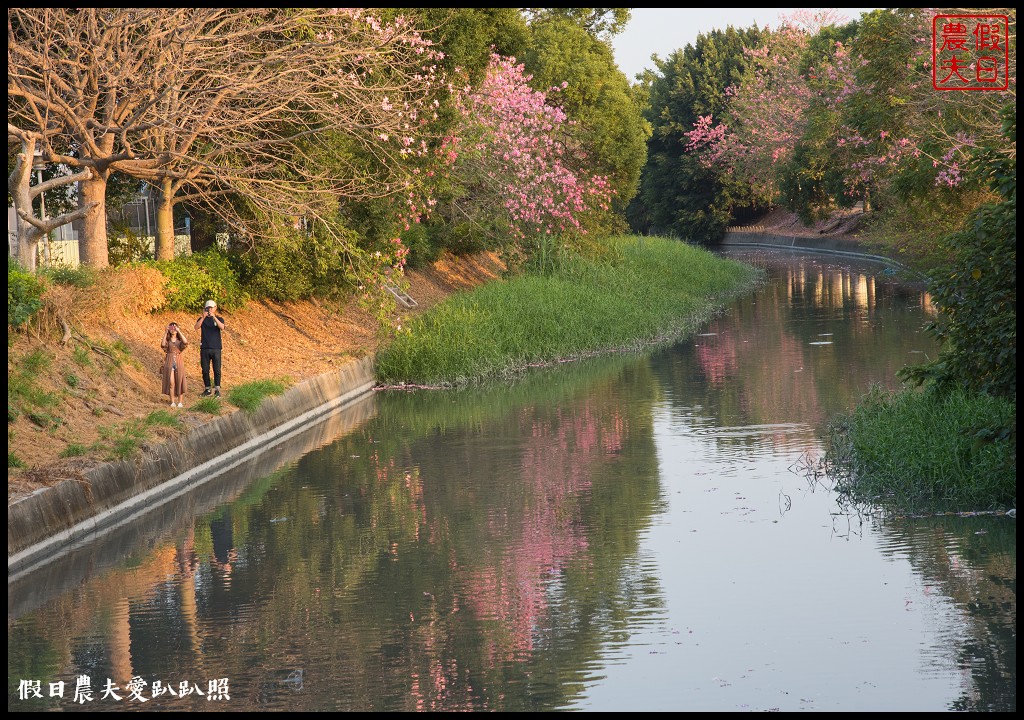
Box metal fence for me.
[8,201,192,268]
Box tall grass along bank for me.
[824,386,1016,514]
[376,235,765,386]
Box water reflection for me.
[873,515,1016,712]
[670,251,937,434]
[7,251,1013,712]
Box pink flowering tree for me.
[438,54,614,270]
[684,12,847,208]
[685,22,817,206]
[683,7,1010,230]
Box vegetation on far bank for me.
[823,112,1016,515]
[376,235,764,386]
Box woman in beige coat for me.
[160,322,189,407]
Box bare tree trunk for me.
[9,126,97,269]
[8,134,37,270]
[79,171,110,268]
[11,196,38,271]
[155,177,176,260]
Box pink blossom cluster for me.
[685,24,814,203]
[816,27,981,193]
[685,9,996,205]
[444,54,614,241]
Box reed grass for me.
[825,386,1016,513]
[377,235,764,386]
[191,396,223,415]
[227,378,289,412]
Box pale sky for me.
[611,8,878,81]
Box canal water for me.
[7,249,1015,712]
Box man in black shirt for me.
[194,299,226,398]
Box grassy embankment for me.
[376,234,765,386]
[825,386,1016,514]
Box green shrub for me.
[65,373,79,388]
[230,237,315,301]
[230,223,359,301]
[108,221,153,266]
[149,249,248,312]
[9,452,26,468]
[8,258,46,327]
[400,223,442,269]
[40,263,97,288]
[900,108,1016,399]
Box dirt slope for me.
[7,251,505,503]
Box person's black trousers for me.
[200,348,222,389]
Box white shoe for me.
[177,402,184,408]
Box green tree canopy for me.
[523,17,650,225]
[630,26,764,240]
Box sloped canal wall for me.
[8,356,376,573]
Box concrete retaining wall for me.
[718,232,902,267]
[8,356,377,572]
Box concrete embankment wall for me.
[717,232,902,267]
[8,356,377,573]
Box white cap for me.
[204,300,217,308]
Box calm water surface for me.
[8,250,1015,712]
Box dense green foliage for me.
[629,27,764,241]
[8,258,45,327]
[632,9,1014,268]
[107,221,153,267]
[229,220,365,303]
[376,236,764,385]
[38,263,96,289]
[523,17,650,223]
[401,8,530,85]
[900,110,1016,400]
[826,386,1016,513]
[148,249,248,312]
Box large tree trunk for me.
[79,170,110,268]
[9,165,39,271]
[11,199,40,271]
[155,177,176,260]
[8,133,39,270]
